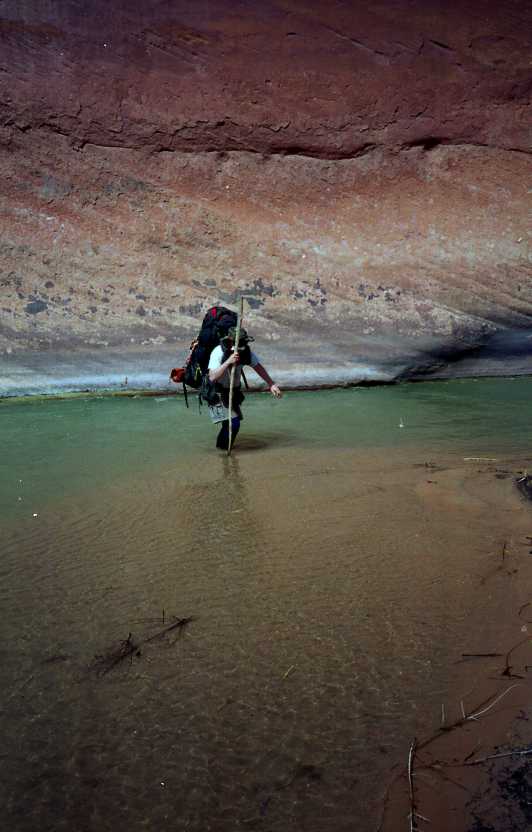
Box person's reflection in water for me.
[206,454,264,565]
[216,454,247,528]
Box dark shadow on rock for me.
[406,327,532,380]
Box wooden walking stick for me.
[227,295,244,456]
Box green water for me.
[1,378,531,514]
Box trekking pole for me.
[227,295,244,456]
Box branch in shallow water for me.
[90,632,140,677]
[143,616,194,645]
[89,616,194,677]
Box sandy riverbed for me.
[2,427,532,832]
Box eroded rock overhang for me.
[0,0,530,394]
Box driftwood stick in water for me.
[91,617,194,676]
[143,616,193,645]
[97,632,139,676]
[227,295,244,456]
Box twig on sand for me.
[463,743,482,763]
[466,684,520,720]
[463,747,532,767]
[406,739,432,830]
[378,684,522,830]
[402,687,520,826]
[380,616,530,832]
[408,739,417,831]
[501,636,530,678]
[376,765,403,832]
[411,684,521,753]
[433,766,473,793]
[461,653,503,659]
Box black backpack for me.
[170,305,250,406]
[184,306,238,389]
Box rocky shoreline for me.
[1,326,532,398]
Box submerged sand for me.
[2,437,532,832]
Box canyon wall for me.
[0,0,530,393]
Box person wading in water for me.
[208,327,282,451]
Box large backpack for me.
[170,305,249,406]
[184,306,238,388]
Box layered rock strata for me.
[0,0,530,393]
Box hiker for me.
[169,305,282,450]
[208,327,282,450]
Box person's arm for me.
[209,351,239,383]
[253,363,282,398]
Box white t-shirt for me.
[208,344,260,388]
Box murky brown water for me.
[2,451,531,830]
[2,385,532,831]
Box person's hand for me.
[269,384,282,398]
[226,351,240,367]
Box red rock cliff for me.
[0,0,530,390]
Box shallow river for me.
[1,378,532,832]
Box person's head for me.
[220,327,253,351]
